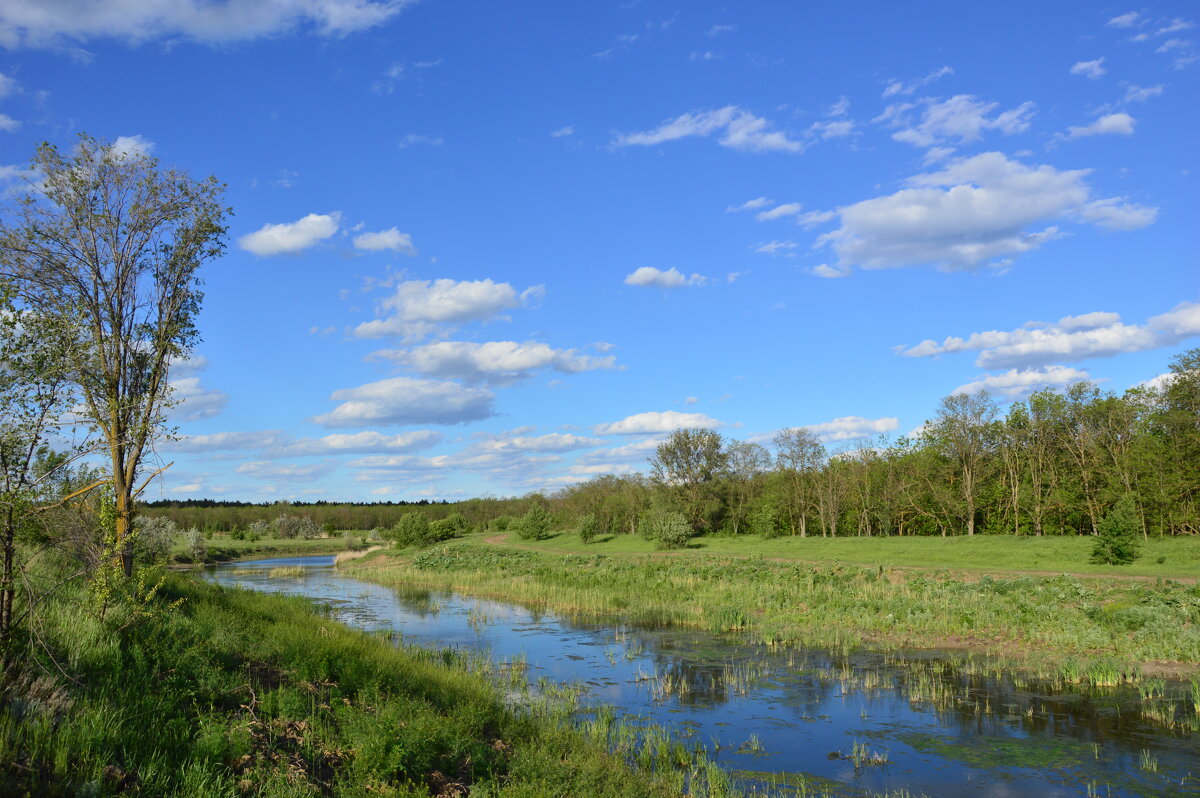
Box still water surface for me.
[209,555,1199,797]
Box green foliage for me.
[642,510,692,550]
[274,513,320,539]
[387,512,433,547]
[132,515,177,564]
[578,512,600,544]
[1091,495,1142,565]
[517,504,553,540]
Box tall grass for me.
[347,541,1200,674]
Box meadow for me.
[344,533,1200,679]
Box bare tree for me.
[0,136,227,576]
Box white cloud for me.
[755,202,803,221]
[706,24,736,37]
[1137,372,1174,392]
[880,95,1035,148]
[810,263,850,279]
[353,227,416,254]
[168,430,286,452]
[576,436,664,465]
[112,134,154,157]
[827,96,850,117]
[809,119,855,139]
[354,278,539,340]
[1123,84,1163,102]
[550,125,574,138]
[398,133,443,148]
[1067,112,1135,138]
[798,416,899,443]
[0,72,16,99]
[881,66,953,98]
[313,377,494,427]
[594,410,721,435]
[372,58,440,94]
[796,209,836,229]
[727,196,772,213]
[1070,58,1106,79]
[0,114,19,132]
[952,366,1091,399]
[472,432,601,454]
[753,240,798,256]
[235,461,331,481]
[623,266,705,288]
[613,106,805,153]
[815,151,1156,271]
[239,212,340,256]
[168,429,444,456]
[169,376,228,422]
[1108,12,1141,28]
[898,301,1200,369]
[374,340,618,384]
[0,0,412,48]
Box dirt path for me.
[477,532,1197,585]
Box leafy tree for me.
[1091,494,1142,564]
[577,512,600,544]
[650,428,728,534]
[926,391,999,536]
[642,509,692,550]
[773,427,825,536]
[0,135,228,576]
[387,513,432,547]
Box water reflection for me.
[208,555,1200,798]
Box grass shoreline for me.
[342,535,1200,681]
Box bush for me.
[577,513,600,544]
[275,514,320,539]
[516,505,553,541]
[247,519,270,541]
[492,515,513,532]
[387,513,448,547]
[184,528,207,562]
[642,510,692,550]
[1091,495,1142,565]
[133,516,177,564]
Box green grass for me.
[0,569,754,797]
[347,539,1200,675]
[493,530,1200,580]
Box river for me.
[208,554,1200,797]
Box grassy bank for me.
[495,531,1200,580]
[346,538,1200,678]
[0,571,751,797]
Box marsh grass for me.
[266,565,306,578]
[347,541,1200,675]
[0,573,773,797]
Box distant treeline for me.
[144,348,1199,539]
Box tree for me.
[926,391,999,536]
[773,427,825,537]
[0,287,77,641]
[649,428,728,534]
[1091,494,1141,565]
[725,440,770,534]
[0,136,228,576]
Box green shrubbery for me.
[386,512,468,548]
[1092,495,1142,565]
[577,513,600,544]
[516,504,553,541]
[641,510,692,550]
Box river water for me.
[208,555,1200,797]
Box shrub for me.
[1091,494,1142,565]
[275,514,320,539]
[184,528,207,562]
[247,519,271,542]
[133,516,177,564]
[577,513,599,544]
[643,510,692,550]
[492,515,513,532]
[516,505,553,541]
[387,513,435,547]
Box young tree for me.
[773,427,825,537]
[0,136,228,576]
[926,391,999,536]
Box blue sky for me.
[1,1,1196,501]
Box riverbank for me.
[0,571,746,797]
[170,534,362,565]
[343,537,1200,680]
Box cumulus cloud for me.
[312,377,494,427]
[1066,112,1135,138]
[235,461,332,481]
[353,227,415,254]
[550,125,574,138]
[169,376,228,422]
[168,429,444,456]
[353,278,540,340]
[472,432,601,454]
[753,240,798,256]
[594,411,721,435]
[372,340,618,384]
[815,151,1157,271]
[952,366,1091,399]
[898,300,1200,369]
[882,66,953,98]
[790,416,898,443]
[810,263,850,278]
[623,266,706,288]
[878,95,1035,148]
[0,0,412,48]
[1070,58,1106,79]
[111,134,155,157]
[1124,84,1163,102]
[613,106,805,153]
[239,212,340,256]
